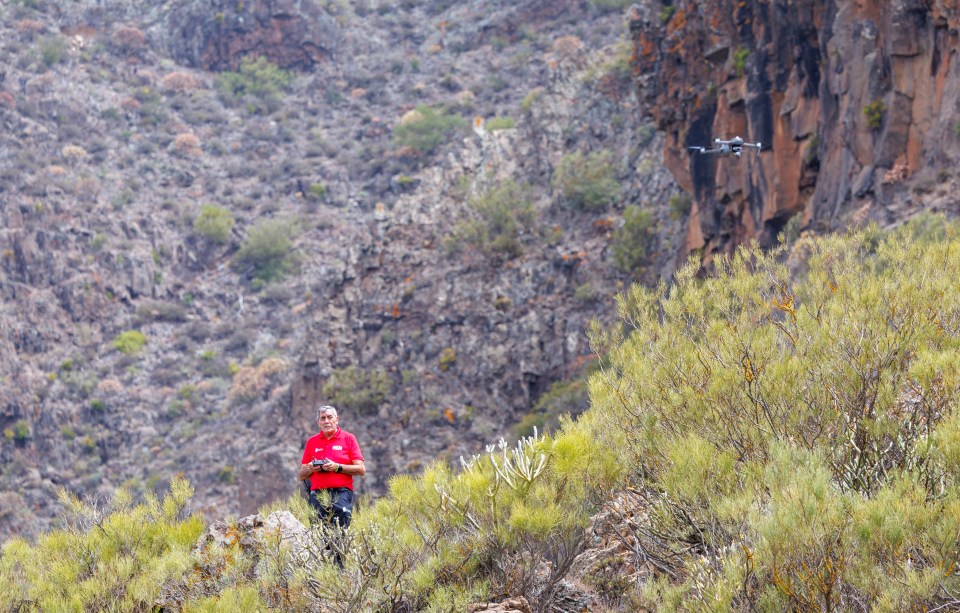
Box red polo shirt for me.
[301,428,364,491]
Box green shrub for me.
[322,366,391,415]
[513,378,588,439]
[485,117,515,131]
[217,56,292,111]
[217,466,237,484]
[590,0,633,12]
[306,183,327,201]
[192,204,235,244]
[864,99,886,130]
[39,35,66,67]
[589,220,960,610]
[732,46,750,77]
[552,150,620,211]
[521,89,543,113]
[113,330,147,355]
[4,420,30,442]
[232,218,299,283]
[393,105,465,155]
[446,181,536,259]
[438,347,456,372]
[668,192,691,220]
[612,204,654,273]
[574,282,598,302]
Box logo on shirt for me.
[333,445,343,450]
[315,448,321,452]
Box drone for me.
[687,136,761,158]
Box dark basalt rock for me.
[164,0,341,71]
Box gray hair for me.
[316,405,338,420]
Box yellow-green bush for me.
[590,218,960,610]
[192,204,235,244]
[0,479,203,612]
[113,330,147,355]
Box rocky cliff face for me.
[631,0,960,264]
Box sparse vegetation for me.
[445,181,536,259]
[732,46,750,77]
[513,378,588,439]
[232,218,299,283]
[217,56,292,112]
[612,204,654,273]
[521,88,543,112]
[485,116,515,131]
[590,0,633,12]
[322,366,391,415]
[38,35,66,67]
[306,183,327,201]
[553,150,620,211]
[4,420,31,442]
[668,192,691,220]
[192,204,235,244]
[864,99,886,130]
[227,357,289,404]
[438,347,457,371]
[392,104,465,155]
[574,282,598,302]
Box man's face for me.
[318,411,339,435]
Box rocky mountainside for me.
[631,0,960,264]
[0,0,680,539]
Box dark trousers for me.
[308,487,354,529]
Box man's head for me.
[316,405,339,435]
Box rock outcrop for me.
[160,0,341,71]
[631,0,960,264]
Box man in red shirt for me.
[298,405,366,529]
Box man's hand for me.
[298,463,318,481]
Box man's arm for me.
[320,459,365,476]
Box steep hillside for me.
[0,0,681,538]
[631,0,960,265]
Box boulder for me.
[467,596,533,613]
[192,510,310,575]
